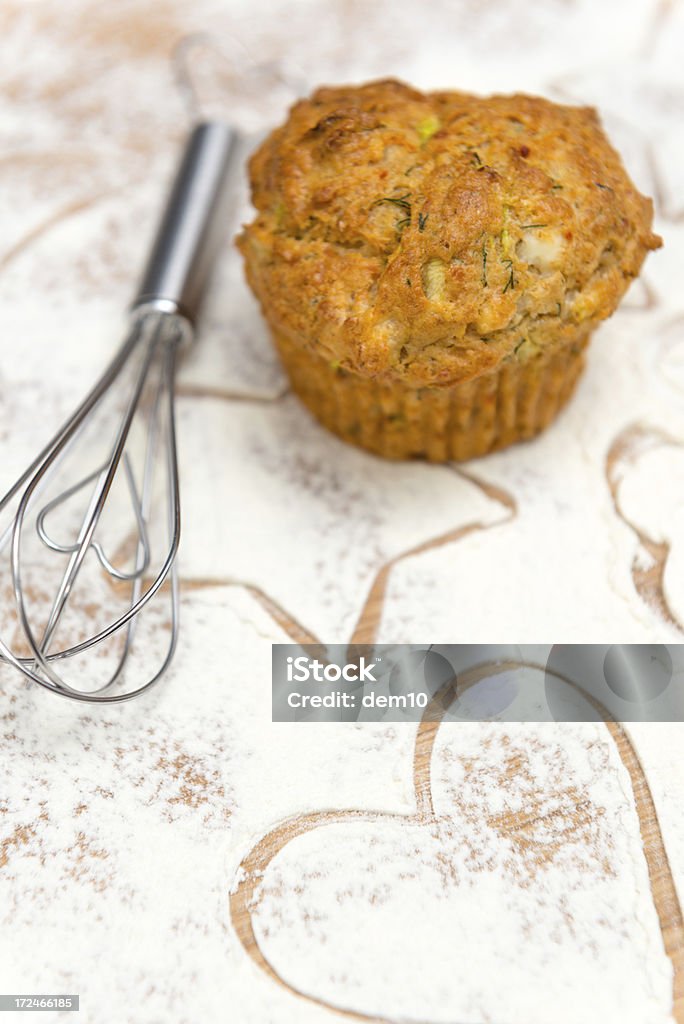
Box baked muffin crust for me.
[239,79,661,389]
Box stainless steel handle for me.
[132,122,237,324]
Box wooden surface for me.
[0,2,682,1021]
[231,664,684,1023]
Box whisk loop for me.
[36,455,151,582]
[0,123,236,702]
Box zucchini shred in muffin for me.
[238,79,661,461]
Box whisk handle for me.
[132,121,237,325]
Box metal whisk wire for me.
[0,122,236,702]
[0,312,181,701]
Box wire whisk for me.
[0,122,235,702]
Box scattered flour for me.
[250,723,674,1024]
[0,1,682,1023]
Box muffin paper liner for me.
[272,330,589,462]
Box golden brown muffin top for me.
[239,79,661,386]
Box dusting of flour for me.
[251,723,673,1024]
[0,1,682,1023]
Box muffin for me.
[238,79,661,461]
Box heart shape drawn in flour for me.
[230,661,684,1023]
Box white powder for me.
[0,1,682,1022]
[378,318,684,645]
[250,722,673,1024]
[0,584,418,1023]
